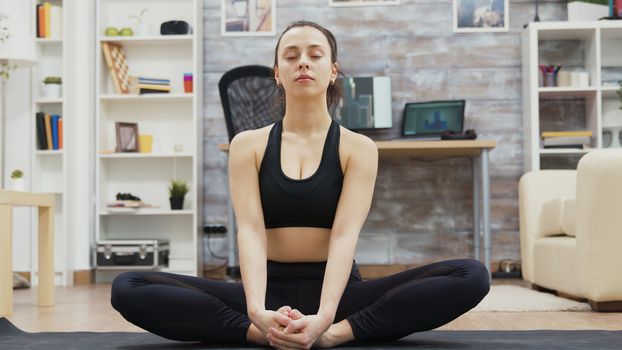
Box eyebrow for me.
[283,44,325,51]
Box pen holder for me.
[544,72,556,87]
[539,64,562,87]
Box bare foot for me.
[246,323,269,345]
[313,327,337,348]
[286,309,352,349]
[246,306,292,345]
[314,320,355,348]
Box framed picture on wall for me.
[329,0,399,6]
[221,0,276,36]
[115,122,139,152]
[453,0,509,33]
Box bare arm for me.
[229,131,267,318]
[318,135,378,321]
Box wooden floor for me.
[5,279,622,333]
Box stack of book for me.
[36,2,62,39]
[130,77,171,94]
[542,130,592,149]
[36,112,63,150]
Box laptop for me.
[400,100,465,140]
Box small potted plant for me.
[10,169,26,192]
[42,76,62,98]
[168,179,189,210]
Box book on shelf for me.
[139,77,171,85]
[36,112,46,150]
[543,144,588,149]
[36,2,62,39]
[138,84,171,91]
[139,88,171,95]
[543,136,591,147]
[602,80,622,87]
[58,118,63,149]
[51,115,59,150]
[129,76,172,94]
[541,130,593,138]
[44,113,53,149]
[36,113,62,150]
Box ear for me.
[274,65,280,82]
[330,62,339,82]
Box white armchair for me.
[519,149,622,311]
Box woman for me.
[111,21,490,349]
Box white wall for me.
[5,67,34,272]
[7,0,95,281]
[64,0,95,272]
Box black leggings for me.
[111,258,490,344]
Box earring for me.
[330,79,335,85]
[275,79,281,87]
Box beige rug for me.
[472,285,591,312]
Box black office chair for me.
[218,65,285,142]
[218,65,285,278]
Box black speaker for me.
[160,20,192,35]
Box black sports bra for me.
[258,119,343,229]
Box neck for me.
[282,94,332,135]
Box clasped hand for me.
[251,306,333,349]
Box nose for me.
[298,56,309,69]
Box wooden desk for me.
[218,140,496,274]
[0,190,55,316]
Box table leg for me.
[226,159,237,275]
[481,149,491,275]
[38,205,54,306]
[472,156,480,261]
[0,204,13,316]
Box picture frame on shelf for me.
[115,122,139,152]
[328,0,399,6]
[453,0,509,33]
[221,0,275,37]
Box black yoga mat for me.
[2,317,622,349]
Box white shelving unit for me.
[95,0,203,280]
[30,0,71,286]
[522,21,622,171]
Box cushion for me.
[562,198,576,237]
[539,198,566,238]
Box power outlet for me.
[203,225,227,234]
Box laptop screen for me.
[402,100,465,137]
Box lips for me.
[296,74,313,81]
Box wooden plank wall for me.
[201,0,568,266]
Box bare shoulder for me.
[229,124,275,172]
[339,126,378,163]
[229,123,274,155]
[341,127,378,156]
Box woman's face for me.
[274,26,338,100]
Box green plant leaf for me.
[10,169,24,179]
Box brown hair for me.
[273,20,343,113]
